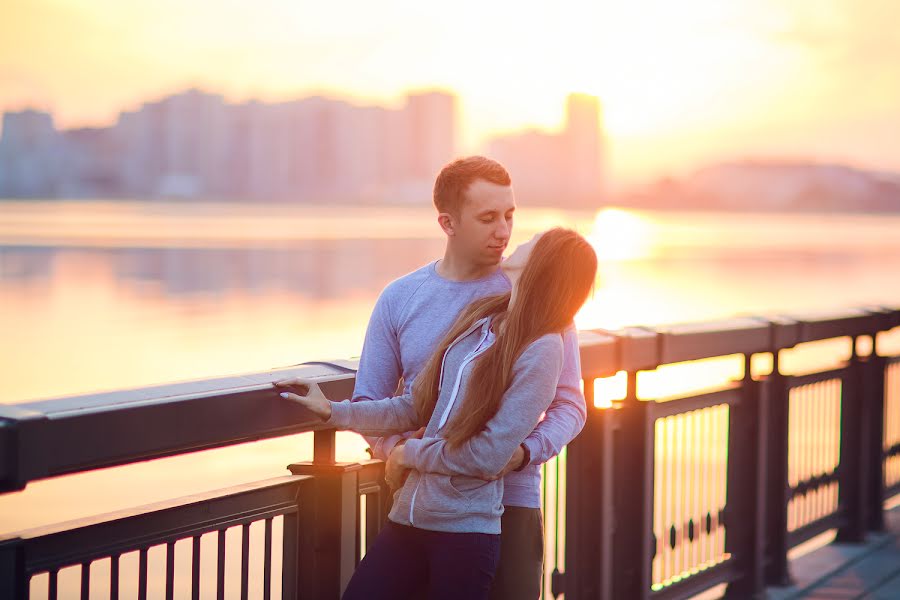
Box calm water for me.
[2,200,900,538]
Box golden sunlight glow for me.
[591,354,745,408]
[3,1,899,181]
[587,208,655,261]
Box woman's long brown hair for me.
[412,227,598,448]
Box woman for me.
[276,227,597,599]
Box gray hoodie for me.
[326,315,564,534]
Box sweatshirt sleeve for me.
[350,285,413,458]
[520,324,587,466]
[326,393,420,437]
[402,334,564,479]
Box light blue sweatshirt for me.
[351,260,585,508]
[329,316,564,533]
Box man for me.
[353,156,586,599]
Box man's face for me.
[452,179,516,268]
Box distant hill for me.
[619,160,900,212]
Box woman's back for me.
[390,316,564,534]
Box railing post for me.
[836,336,869,543]
[612,371,654,600]
[764,349,793,586]
[867,351,887,532]
[288,428,360,600]
[564,377,614,600]
[723,357,767,599]
[0,538,27,600]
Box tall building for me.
[406,91,456,183]
[57,127,121,197]
[488,93,604,208]
[156,89,231,198]
[563,93,603,201]
[0,110,62,197]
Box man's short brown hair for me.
[433,156,511,215]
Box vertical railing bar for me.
[110,554,120,600]
[815,382,823,522]
[823,380,831,519]
[799,384,806,528]
[264,518,273,600]
[700,407,706,565]
[678,412,686,577]
[887,363,896,490]
[241,523,250,600]
[798,384,806,529]
[554,453,561,575]
[818,381,825,521]
[837,377,845,513]
[718,405,727,560]
[668,413,675,579]
[666,414,674,581]
[669,413,677,580]
[712,407,720,562]
[217,529,226,600]
[682,411,690,574]
[709,406,716,562]
[693,408,701,570]
[80,562,90,600]
[834,378,842,515]
[826,380,834,518]
[813,382,820,523]
[191,536,201,600]
[888,364,895,489]
[805,384,813,526]
[680,412,688,576]
[556,446,566,572]
[165,541,175,600]
[357,494,364,564]
[364,484,381,554]
[823,380,830,518]
[816,382,824,522]
[138,548,148,600]
[541,459,548,598]
[281,512,299,600]
[669,414,677,582]
[786,386,795,532]
[653,417,662,586]
[560,448,567,576]
[701,409,709,569]
[806,383,815,526]
[48,569,58,600]
[688,410,695,571]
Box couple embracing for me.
[277,156,597,599]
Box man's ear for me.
[437,212,455,236]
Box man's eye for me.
[481,218,493,224]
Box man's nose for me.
[495,219,510,241]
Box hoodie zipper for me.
[408,317,494,525]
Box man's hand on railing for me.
[273,378,332,420]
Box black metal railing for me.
[1,305,898,599]
[885,357,900,500]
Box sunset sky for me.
[2,0,898,183]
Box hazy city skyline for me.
[3,1,899,184]
[0,88,606,206]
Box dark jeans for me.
[490,506,544,600]
[342,520,501,600]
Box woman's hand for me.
[273,378,332,421]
